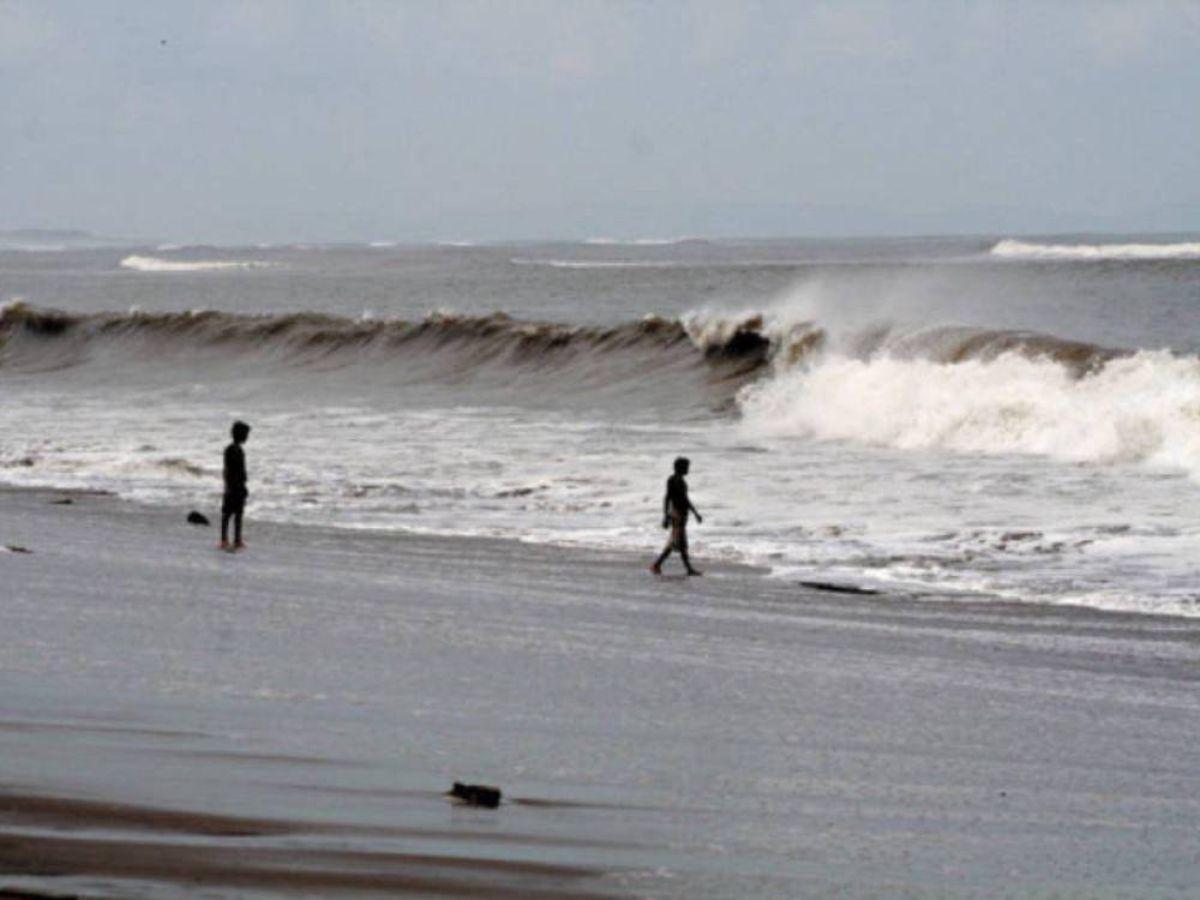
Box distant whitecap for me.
[991,238,1200,261]
[120,255,273,273]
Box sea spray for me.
[739,348,1200,472]
[7,232,1200,617]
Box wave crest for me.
[0,304,768,397]
[739,340,1200,470]
[3,302,1156,446]
[0,302,1122,379]
[120,255,273,273]
[991,239,1200,261]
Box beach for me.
[4,486,1200,897]
[7,1,1200,893]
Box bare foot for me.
[687,569,703,576]
[650,564,662,575]
[233,541,246,551]
[218,540,230,551]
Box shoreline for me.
[4,486,1200,896]
[4,482,1198,629]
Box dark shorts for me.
[222,492,246,515]
[664,512,687,552]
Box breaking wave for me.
[2,303,1118,384]
[9,301,1198,472]
[120,255,273,273]
[739,341,1200,472]
[991,239,1200,261]
[0,304,772,409]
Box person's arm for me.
[689,497,702,524]
[662,480,672,528]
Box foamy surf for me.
[739,348,1200,473]
[991,238,1200,261]
[7,235,1200,619]
[120,255,273,273]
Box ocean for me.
[4,233,1200,616]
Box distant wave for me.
[372,239,476,248]
[0,243,67,253]
[991,239,1200,261]
[510,258,684,269]
[120,255,273,273]
[583,237,696,246]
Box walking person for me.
[651,456,702,576]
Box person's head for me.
[231,420,251,444]
[673,456,690,475]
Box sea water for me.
[3,233,1200,615]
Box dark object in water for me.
[50,497,74,505]
[448,782,502,808]
[5,545,32,554]
[800,580,880,596]
[187,511,211,526]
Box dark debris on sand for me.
[448,782,503,808]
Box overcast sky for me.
[3,0,1199,242]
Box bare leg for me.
[651,546,671,574]
[680,547,701,576]
[233,510,244,548]
[220,511,232,548]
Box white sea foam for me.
[740,348,1200,473]
[120,255,272,273]
[991,238,1200,260]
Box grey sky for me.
[3,0,1199,242]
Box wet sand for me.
[0,793,602,898]
[3,487,1200,897]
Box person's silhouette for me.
[220,420,251,551]
[651,456,702,576]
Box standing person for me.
[651,456,702,576]
[220,420,251,551]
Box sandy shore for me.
[3,487,1200,897]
